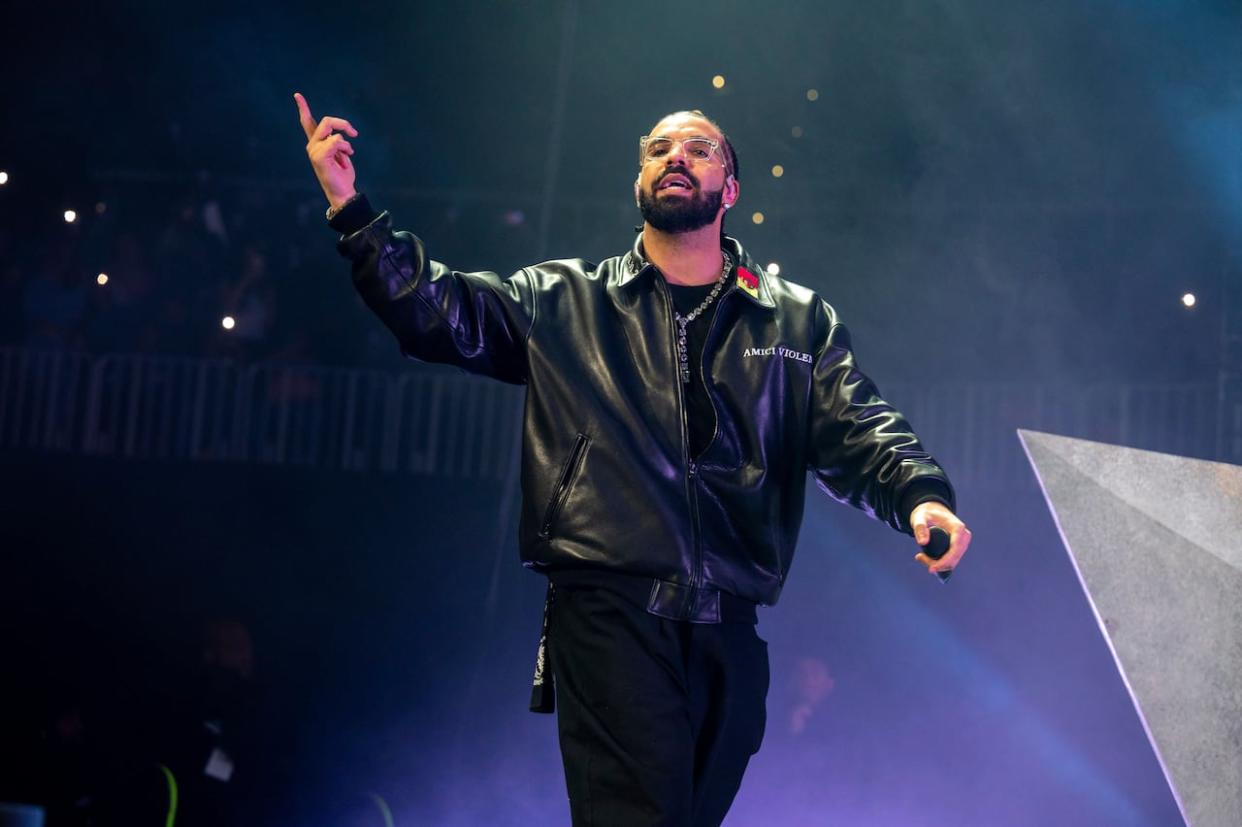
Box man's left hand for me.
[910,502,972,576]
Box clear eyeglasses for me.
[639,135,724,166]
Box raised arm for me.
[294,92,535,384]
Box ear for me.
[722,175,739,210]
[633,177,641,208]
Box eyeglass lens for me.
[643,138,715,161]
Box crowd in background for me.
[0,186,386,367]
[3,180,1228,390]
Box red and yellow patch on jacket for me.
[737,266,760,299]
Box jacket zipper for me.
[538,433,589,539]
[655,276,704,602]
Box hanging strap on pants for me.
[529,581,556,713]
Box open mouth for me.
[657,173,695,191]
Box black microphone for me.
[923,526,953,583]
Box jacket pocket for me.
[538,433,591,540]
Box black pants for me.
[548,581,770,827]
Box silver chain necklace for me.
[673,254,732,385]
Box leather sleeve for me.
[335,211,536,385]
[806,320,956,535]
[328,192,380,235]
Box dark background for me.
[1,1,1238,824]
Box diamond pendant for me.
[676,318,690,384]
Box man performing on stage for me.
[295,93,972,827]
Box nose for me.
[665,139,689,166]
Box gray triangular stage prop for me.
[1019,430,1242,827]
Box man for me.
[295,93,971,827]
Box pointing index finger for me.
[294,92,316,141]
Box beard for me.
[638,176,724,234]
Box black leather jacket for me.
[334,198,954,621]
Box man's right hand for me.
[294,91,359,211]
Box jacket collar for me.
[619,231,776,309]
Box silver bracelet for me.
[326,193,361,221]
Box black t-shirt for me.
[665,280,724,460]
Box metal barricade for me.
[0,348,89,453]
[0,347,1230,486]
[392,372,523,480]
[81,354,239,462]
[883,381,1225,489]
[240,364,398,472]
